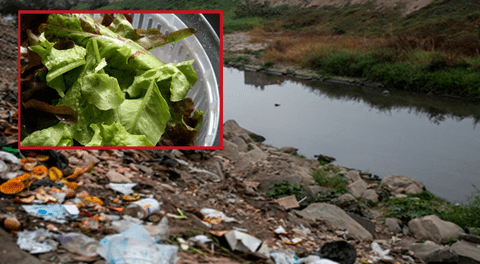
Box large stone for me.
[238,144,268,167]
[385,218,402,233]
[223,119,265,142]
[279,146,298,155]
[409,241,445,261]
[221,139,240,160]
[301,203,373,241]
[347,213,377,239]
[304,186,331,198]
[424,247,459,264]
[362,189,379,202]
[345,170,362,183]
[451,240,480,264]
[231,137,249,152]
[338,193,355,202]
[459,233,480,245]
[381,175,425,195]
[408,215,463,243]
[346,179,368,198]
[106,170,132,183]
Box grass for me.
[384,188,480,230]
[266,180,306,201]
[310,167,348,193]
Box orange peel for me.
[0,179,25,195]
[49,167,63,181]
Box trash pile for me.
[0,147,426,264]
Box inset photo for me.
[19,11,222,149]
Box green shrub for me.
[311,168,348,193]
[266,180,306,200]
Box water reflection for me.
[243,68,480,128]
[225,66,480,202]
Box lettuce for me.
[21,14,202,147]
[86,123,154,146]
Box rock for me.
[362,189,378,202]
[0,228,43,264]
[347,213,377,239]
[279,146,298,155]
[408,215,463,243]
[409,241,445,260]
[231,137,248,152]
[314,154,336,163]
[221,139,240,160]
[381,175,425,195]
[302,203,373,241]
[338,193,355,202]
[394,194,407,199]
[305,186,331,198]
[82,153,100,167]
[459,233,480,244]
[238,144,268,167]
[315,240,356,264]
[106,171,132,183]
[451,240,480,264]
[424,247,459,264]
[385,218,402,233]
[346,179,368,198]
[344,170,362,183]
[223,120,265,142]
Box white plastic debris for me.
[302,255,340,264]
[22,204,77,224]
[107,183,138,195]
[371,242,393,260]
[274,226,287,235]
[174,158,189,166]
[97,224,178,264]
[17,228,58,254]
[225,230,262,253]
[188,235,212,246]
[189,167,221,182]
[0,151,22,180]
[200,208,239,223]
[110,217,169,243]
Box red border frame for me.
[18,10,223,150]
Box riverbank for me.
[223,30,480,102]
[221,119,480,263]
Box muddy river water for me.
[223,66,480,203]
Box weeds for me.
[311,167,348,193]
[266,180,306,201]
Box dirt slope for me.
[251,0,436,16]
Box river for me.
[223,66,480,203]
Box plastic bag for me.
[97,224,178,264]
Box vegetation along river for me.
[223,66,480,203]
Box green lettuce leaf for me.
[86,123,154,146]
[21,122,73,147]
[29,33,86,83]
[127,60,197,102]
[81,72,125,111]
[118,73,171,145]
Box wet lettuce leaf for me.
[20,123,73,147]
[86,123,154,146]
[21,14,200,147]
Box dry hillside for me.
[251,0,436,16]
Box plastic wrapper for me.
[200,208,239,224]
[371,242,393,260]
[225,230,261,253]
[108,183,138,195]
[97,224,178,264]
[111,217,169,243]
[22,204,78,223]
[0,151,22,180]
[17,228,58,254]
